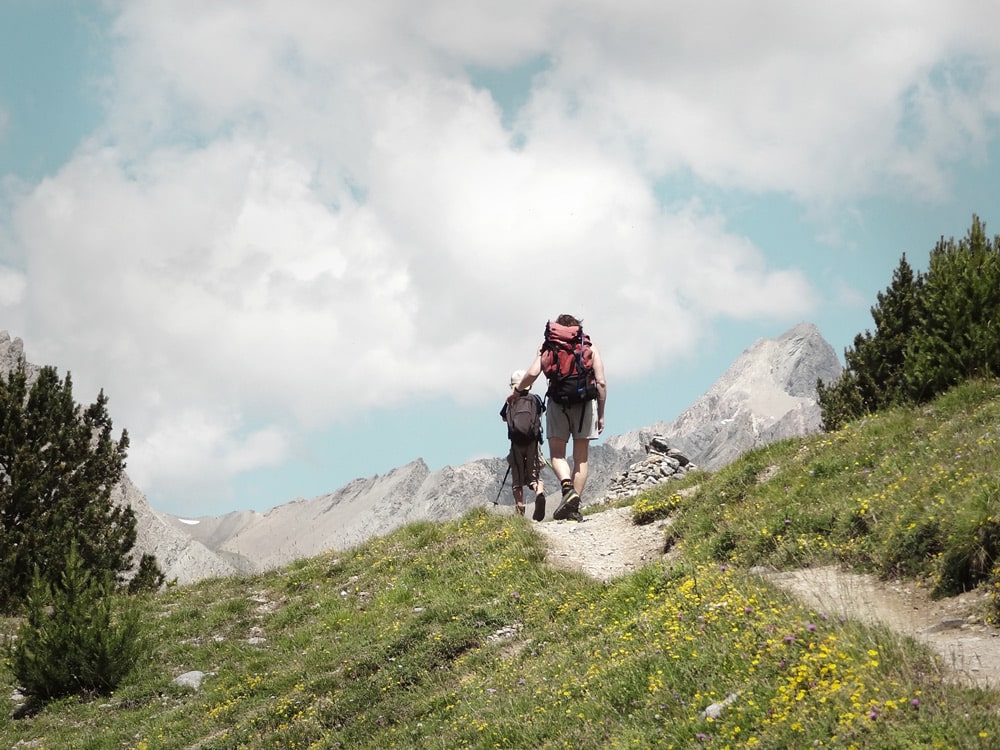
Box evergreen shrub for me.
[6,543,150,700]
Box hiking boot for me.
[552,488,580,521]
[532,492,546,521]
[515,503,526,516]
[567,509,583,522]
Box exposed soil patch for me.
[763,566,1000,689]
[532,506,672,581]
[531,506,1000,690]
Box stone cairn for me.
[599,435,695,504]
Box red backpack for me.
[540,321,599,405]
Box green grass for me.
[4,380,1000,748]
[666,378,1000,607]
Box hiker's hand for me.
[598,416,605,434]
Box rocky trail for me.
[529,505,1000,690]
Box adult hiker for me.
[499,370,547,520]
[510,314,606,522]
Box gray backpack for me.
[507,394,542,445]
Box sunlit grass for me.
[3,380,1000,748]
[670,379,1000,611]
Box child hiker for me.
[499,369,547,520]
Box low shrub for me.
[5,543,151,701]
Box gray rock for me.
[0,331,41,383]
[923,618,967,634]
[598,435,696,504]
[172,670,210,690]
[115,474,239,585]
[700,691,741,719]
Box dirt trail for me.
[530,506,1000,690]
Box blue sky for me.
[1,1,998,517]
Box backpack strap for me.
[575,325,585,388]
[570,325,590,432]
[552,401,588,434]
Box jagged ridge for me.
[1,322,842,583]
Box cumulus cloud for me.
[532,1,1000,200]
[0,265,25,308]
[3,1,999,509]
[127,408,290,492]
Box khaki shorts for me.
[546,399,599,441]
[508,441,544,487]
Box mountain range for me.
[0,322,842,584]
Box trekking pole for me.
[494,464,511,506]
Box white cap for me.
[510,369,527,389]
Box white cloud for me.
[0,265,25,307]
[528,1,1000,200]
[5,1,1000,507]
[126,407,290,514]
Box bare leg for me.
[512,485,525,515]
[530,446,547,520]
[550,436,582,520]
[571,438,591,496]
[531,444,545,496]
[548,437,572,484]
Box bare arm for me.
[516,351,542,391]
[508,350,543,403]
[592,345,606,432]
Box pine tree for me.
[0,360,136,613]
[816,371,863,432]
[128,552,166,594]
[859,252,922,406]
[818,253,923,429]
[905,215,1000,400]
[7,542,149,700]
[819,215,1000,430]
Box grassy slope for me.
[3,380,1000,749]
[672,378,1000,601]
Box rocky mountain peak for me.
[0,332,41,383]
[606,322,842,469]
